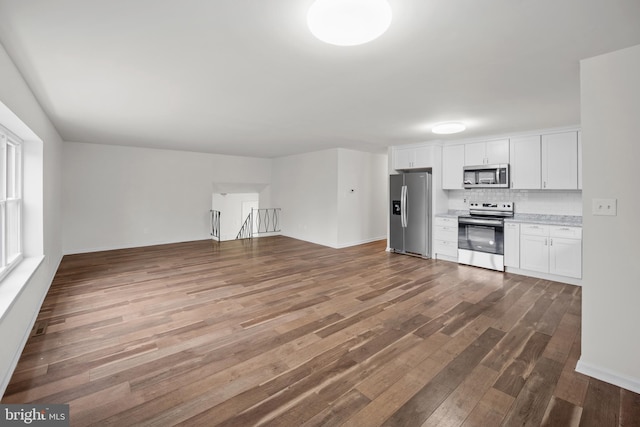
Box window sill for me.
[0,256,45,322]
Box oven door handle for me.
[458,217,504,227]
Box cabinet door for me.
[442,145,465,189]
[578,131,583,190]
[520,234,549,273]
[486,139,510,164]
[510,136,541,189]
[413,146,432,168]
[465,142,486,166]
[549,237,582,278]
[504,223,520,268]
[542,132,578,189]
[394,147,414,170]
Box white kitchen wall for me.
[62,142,271,254]
[447,189,582,216]
[578,44,640,393]
[336,149,387,248]
[271,149,340,247]
[0,44,64,395]
[271,148,388,249]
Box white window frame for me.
[0,125,23,281]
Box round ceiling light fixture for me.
[307,0,393,46]
[432,122,467,135]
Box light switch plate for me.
[592,198,617,216]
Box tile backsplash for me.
[448,189,583,216]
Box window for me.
[0,125,22,280]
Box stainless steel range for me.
[458,202,514,271]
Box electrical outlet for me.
[592,198,617,216]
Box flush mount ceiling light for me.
[432,122,467,135]
[307,0,392,46]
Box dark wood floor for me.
[3,236,639,426]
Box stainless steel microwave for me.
[463,164,509,188]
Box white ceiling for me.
[0,0,639,158]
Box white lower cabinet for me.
[504,222,520,268]
[519,223,582,279]
[434,217,458,258]
[549,230,583,278]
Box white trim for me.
[432,125,582,147]
[505,266,582,286]
[335,236,387,249]
[433,253,458,263]
[576,359,640,394]
[0,256,49,396]
[0,256,44,322]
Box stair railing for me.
[236,212,253,240]
[210,210,221,241]
[235,208,281,240]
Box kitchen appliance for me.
[463,164,509,189]
[458,202,514,271]
[389,172,432,257]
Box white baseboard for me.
[505,266,582,286]
[576,359,640,394]
[335,236,387,249]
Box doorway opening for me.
[212,193,259,241]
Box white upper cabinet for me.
[442,145,465,189]
[510,136,541,189]
[393,145,434,170]
[542,131,578,189]
[394,147,415,170]
[465,139,509,165]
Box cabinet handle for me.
[550,238,553,246]
[545,238,548,246]
[544,181,547,188]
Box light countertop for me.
[435,211,582,227]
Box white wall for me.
[336,149,387,248]
[0,44,63,395]
[62,142,271,254]
[271,148,388,249]
[577,44,640,393]
[271,149,339,247]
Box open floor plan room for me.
[2,237,638,426]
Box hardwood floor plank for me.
[580,378,621,427]
[620,388,640,427]
[380,327,505,426]
[493,331,551,397]
[541,396,582,427]
[500,356,565,427]
[460,387,514,427]
[1,236,637,427]
[422,364,499,426]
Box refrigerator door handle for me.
[401,185,408,227]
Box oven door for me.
[458,217,504,255]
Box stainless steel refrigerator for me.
[389,172,431,257]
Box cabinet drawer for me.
[435,216,457,227]
[435,226,458,242]
[550,226,582,239]
[520,224,550,236]
[434,240,458,257]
